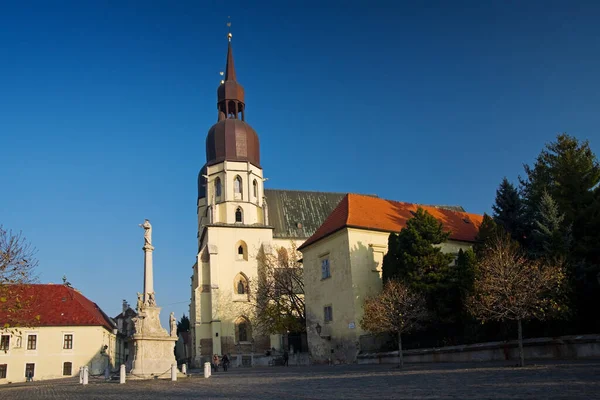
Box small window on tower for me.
[215,177,222,198]
[253,180,258,198]
[234,176,243,199]
[235,207,243,223]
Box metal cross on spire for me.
[227,16,232,42]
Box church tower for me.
[190,32,273,366]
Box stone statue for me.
[136,292,144,310]
[139,219,152,246]
[170,312,177,337]
[132,316,143,334]
[147,292,156,307]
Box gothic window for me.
[235,317,251,343]
[234,272,249,296]
[214,177,222,198]
[253,179,258,199]
[234,176,243,199]
[235,241,248,261]
[235,207,243,223]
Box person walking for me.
[283,350,289,367]
[222,354,230,372]
[212,354,219,372]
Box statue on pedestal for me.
[136,292,143,311]
[147,292,156,307]
[139,219,152,246]
[170,312,177,337]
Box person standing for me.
[212,354,219,372]
[222,354,230,372]
[283,350,289,367]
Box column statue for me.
[139,219,152,246]
[170,312,177,337]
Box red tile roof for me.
[298,194,483,251]
[0,284,116,332]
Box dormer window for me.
[235,207,243,223]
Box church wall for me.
[302,229,355,364]
[302,227,477,364]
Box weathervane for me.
[227,16,232,42]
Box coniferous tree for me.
[382,233,400,283]
[531,191,572,261]
[473,214,505,258]
[492,177,525,243]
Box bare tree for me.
[467,233,567,367]
[360,279,428,368]
[253,242,305,338]
[0,225,39,329]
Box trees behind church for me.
[0,225,40,330]
[372,133,597,354]
[253,243,306,337]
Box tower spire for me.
[217,17,245,121]
[224,39,236,82]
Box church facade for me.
[188,37,345,367]
[189,37,483,367]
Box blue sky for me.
[1,1,599,323]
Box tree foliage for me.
[177,314,190,335]
[253,242,305,335]
[531,191,572,261]
[0,225,39,329]
[492,177,525,243]
[361,279,428,368]
[382,207,454,292]
[473,214,505,258]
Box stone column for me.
[143,243,155,304]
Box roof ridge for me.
[265,188,378,197]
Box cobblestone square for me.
[1,360,599,399]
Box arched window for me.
[234,272,249,295]
[214,177,222,198]
[235,241,248,261]
[235,207,243,223]
[234,176,243,199]
[235,317,251,343]
[253,180,258,198]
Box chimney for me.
[122,299,128,313]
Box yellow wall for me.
[0,326,117,384]
[301,227,476,364]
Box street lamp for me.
[315,323,322,336]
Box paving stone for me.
[1,360,599,399]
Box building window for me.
[234,272,249,296]
[324,305,333,323]
[63,362,72,376]
[321,258,331,279]
[235,317,251,342]
[27,335,37,350]
[235,207,243,223]
[25,363,35,379]
[0,364,7,379]
[253,179,258,198]
[234,176,243,199]
[63,334,73,350]
[0,335,9,351]
[235,240,248,260]
[215,177,222,197]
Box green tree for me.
[473,214,505,258]
[391,208,454,293]
[492,178,525,243]
[531,191,572,261]
[454,248,477,298]
[177,314,190,335]
[520,133,600,249]
[381,233,400,283]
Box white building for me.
[0,284,118,384]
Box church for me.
[189,35,482,367]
